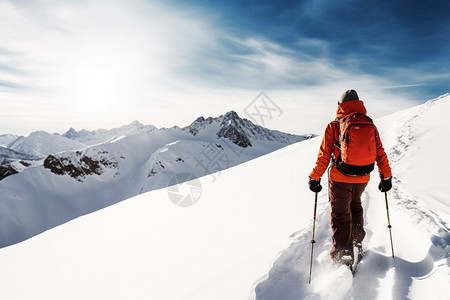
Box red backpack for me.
[334,113,377,176]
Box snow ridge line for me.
[385,95,449,251]
[386,97,442,164]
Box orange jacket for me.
[309,100,392,183]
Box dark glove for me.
[308,177,322,193]
[378,176,392,192]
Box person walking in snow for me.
[308,89,392,265]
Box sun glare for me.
[64,42,145,117]
[71,63,122,112]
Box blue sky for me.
[169,0,450,94]
[0,0,449,135]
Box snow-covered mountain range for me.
[8,131,87,157]
[62,120,158,146]
[0,134,20,147]
[0,111,311,248]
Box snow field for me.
[0,139,318,299]
[0,95,449,299]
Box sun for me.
[71,64,122,112]
[68,60,127,115]
[64,43,143,117]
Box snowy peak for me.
[63,121,158,146]
[0,113,310,184]
[62,127,79,139]
[184,116,215,136]
[217,111,253,147]
[183,110,310,147]
[8,131,86,157]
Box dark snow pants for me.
[329,181,367,260]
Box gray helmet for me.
[339,89,359,104]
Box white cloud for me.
[0,0,222,133]
[0,0,418,136]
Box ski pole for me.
[308,192,318,284]
[384,191,395,257]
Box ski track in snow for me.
[254,96,450,300]
[254,184,450,300]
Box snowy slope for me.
[0,111,309,248]
[0,134,20,147]
[0,135,317,300]
[0,146,39,162]
[0,146,42,180]
[0,96,448,299]
[255,94,450,299]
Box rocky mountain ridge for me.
[1,111,311,182]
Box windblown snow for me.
[0,97,449,300]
